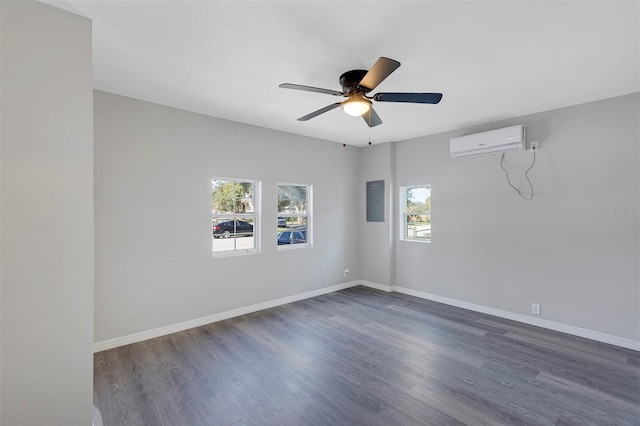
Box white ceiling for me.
[43,0,639,147]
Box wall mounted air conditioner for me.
[450,125,526,159]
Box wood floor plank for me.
[94,286,640,425]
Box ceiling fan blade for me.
[358,57,401,91]
[374,92,443,104]
[279,83,344,96]
[297,102,343,121]
[362,107,383,127]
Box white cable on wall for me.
[500,145,537,200]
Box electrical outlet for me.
[531,303,541,315]
[529,141,539,151]
[343,268,349,277]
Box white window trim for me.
[399,184,431,244]
[211,177,261,257]
[277,182,312,250]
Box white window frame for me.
[277,182,312,250]
[211,177,261,257]
[399,184,431,243]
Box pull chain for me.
[368,108,372,145]
[342,105,347,147]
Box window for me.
[277,183,311,248]
[400,185,431,242]
[212,178,260,256]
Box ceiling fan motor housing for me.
[339,69,369,94]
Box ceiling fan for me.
[279,57,442,127]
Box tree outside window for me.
[400,185,431,242]
[212,178,260,255]
[277,183,311,248]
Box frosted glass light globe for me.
[343,95,371,117]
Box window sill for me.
[212,249,260,258]
[277,243,311,251]
[399,238,431,244]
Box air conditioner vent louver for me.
[450,125,526,159]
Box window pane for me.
[212,217,234,238]
[212,180,235,214]
[277,183,311,248]
[277,230,291,245]
[290,185,307,213]
[277,186,291,214]
[212,200,233,214]
[279,201,292,214]
[237,217,255,238]
[277,218,307,245]
[406,186,431,213]
[288,215,306,230]
[278,185,307,214]
[278,185,290,199]
[401,185,431,243]
[212,179,230,191]
[212,181,256,213]
[212,179,259,255]
[292,221,307,245]
[235,197,254,213]
[277,227,307,245]
[406,214,430,239]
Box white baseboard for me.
[358,280,394,292]
[357,281,639,351]
[94,281,361,352]
[95,280,639,352]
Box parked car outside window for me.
[213,220,254,238]
[277,230,306,245]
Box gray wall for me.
[96,92,639,345]
[359,143,396,287]
[94,91,361,342]
[379,94,638,341]
[0,1,94,424]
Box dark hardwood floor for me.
[94,286,640,425]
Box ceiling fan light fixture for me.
[343,95,371,117]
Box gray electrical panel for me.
[366,180,385,222]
